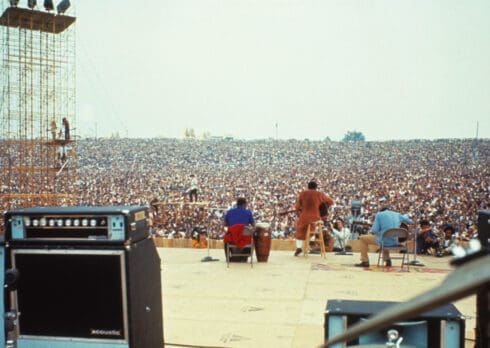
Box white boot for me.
[294,239,303,256]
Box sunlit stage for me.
[159,247,476,348]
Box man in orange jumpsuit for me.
[294,180,334,256]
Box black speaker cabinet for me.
[476,210,490,347]
[325,299,465,348]
[478,210,490,251]
[7,237,163,348]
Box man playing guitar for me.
[292,180,334,256]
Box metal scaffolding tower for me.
[0,2,77,223]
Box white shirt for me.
[190,178,198,190]
[331,227,351,249]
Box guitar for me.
[279,202,330,217]
[278,209,298,216]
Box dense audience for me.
[2,138,489,245]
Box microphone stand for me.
[201,235,219,262]
[201,206,223,262]
[408,228,425,267]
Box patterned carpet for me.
[311,262,451,274]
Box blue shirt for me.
[371,210,413,246]
[224,206,255,227]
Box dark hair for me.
[420,219,430,226]
[443,224,455,234]
[308,181,318,189]
[236,197,247,206]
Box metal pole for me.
[409,228,425,267]
[201,205,219,262]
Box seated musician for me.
[355,202,413,267]
[224,197,255,262]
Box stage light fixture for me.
[57,219,64,227]
[40,218,47,227]
[43,0,54,11]
[73,219,80,227]
[49,219,56,227]
[23,218,31,227]
[28,0,37,9]
[81,219,88,227]
[56,0,70,14]
[89,219,97,227]
[65,219,72,227]
[32,219,39,227]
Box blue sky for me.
[75,0,490,140]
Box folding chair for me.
[225,225,254,268]
[377,228,410,271]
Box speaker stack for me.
[3,206,164,348]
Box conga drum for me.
[254,222,272,262]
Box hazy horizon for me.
[76,0,490,141]
[77,135,488,142]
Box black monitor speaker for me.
[476,210,490,348]
[9,237,163,347]
[325,299,464,348]
[478,210,490,251]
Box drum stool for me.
[303,220,326,259]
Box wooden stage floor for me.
[159,247,476,347]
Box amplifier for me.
[325,299,465,348]
[4,206,149,244]
[5,237,163,348]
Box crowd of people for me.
[1,138,489,250]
